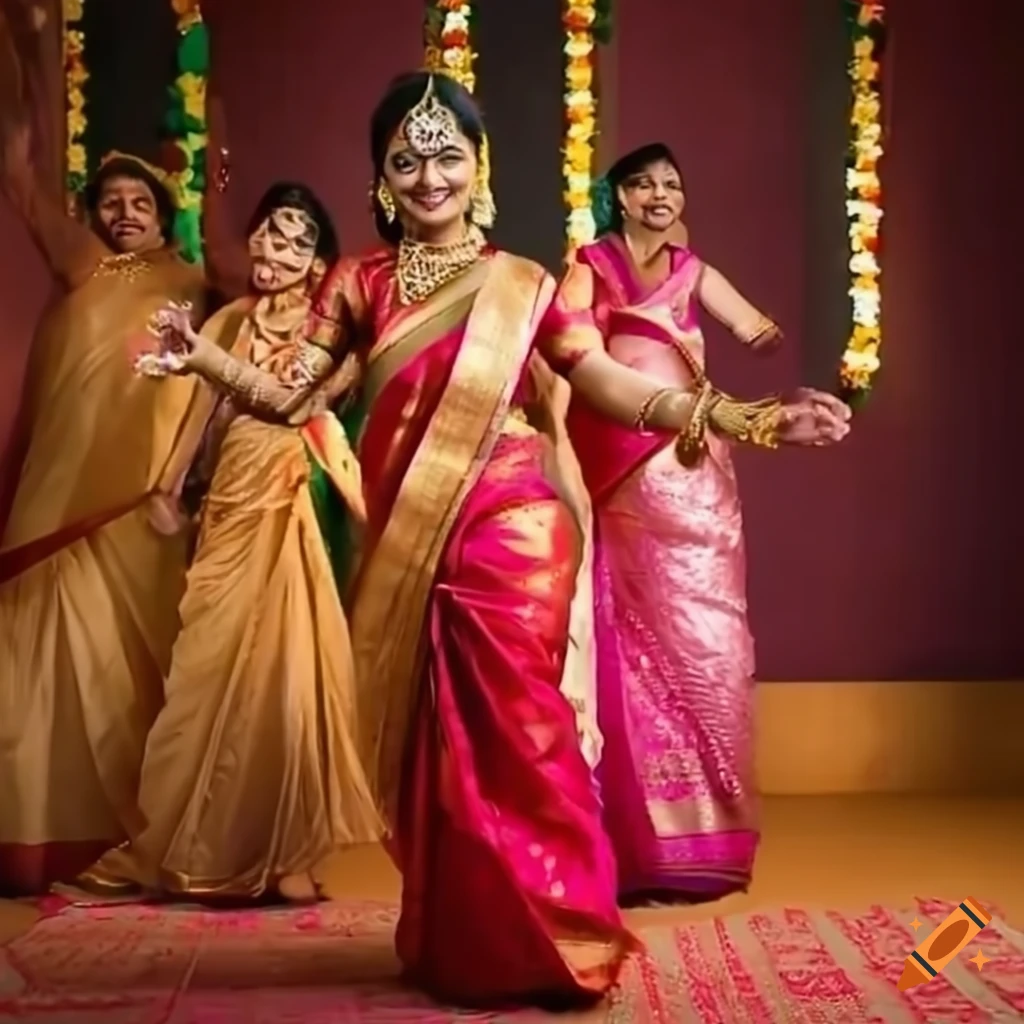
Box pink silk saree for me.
[565,234,759,901]
[309,249,633,1008]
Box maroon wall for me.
[201,0,424,254]
[618,0,1024,680]
[2,0,1021,679]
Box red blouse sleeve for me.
[304,255,371,355]
[534,260,604,377]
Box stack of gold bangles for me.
[633,382,784,467]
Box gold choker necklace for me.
[396,225,486,305]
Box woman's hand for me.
[777,388,852,446]
[141,300,211,376]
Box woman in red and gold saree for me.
[342,75,847,1009]
[566,143,827,903]
[148,73,848,1009]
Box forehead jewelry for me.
[400,75,459,158]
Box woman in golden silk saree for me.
[565,142,823,903]
[82,182,381,904]
[293,73,846,1008]
[0,1,243,894]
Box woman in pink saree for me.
[149,76,848,1008]
[566,142,815,903]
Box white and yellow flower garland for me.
[562,0,597,252]
[62,0,88,208]
[424,0,476,93]
[840,0,886,400]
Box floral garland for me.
[62,0,88,208]
[424,0,476,93]
[839,0,886,403]
[562,0,598,252]
[165,0,209,263]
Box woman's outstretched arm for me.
[537,262,850,452]
[697,263,782,353]
[146,257,368,422]
[0,0,103,285]
[200,89,251,301]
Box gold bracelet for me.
[708,392,783,449]
[294,341,334,385]
[633,387,675,430]
[739,315,778,346]
[220,353,244,390]
[675,381,715,466]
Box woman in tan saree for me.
[141,72,848,1008]
[83,182,381,904]
[0,0,229,894]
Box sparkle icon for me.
[968,950,991,972]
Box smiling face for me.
[617,158,685,233]
[94,174,165,254]
[247,205,320,293]
[382,121,477,242]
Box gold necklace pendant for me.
[94,252,151,282]
[396,225,486,305]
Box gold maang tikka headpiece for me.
[396,73,498,229]
[471,134,497,228]
[401,75,459,157]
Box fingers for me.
[813,409,851,442]
[789,388,852,423]
[778,401,805,425]
[816,393,852,421]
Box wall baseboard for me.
[755,681,1024,795]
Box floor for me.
[2,796,1022,945]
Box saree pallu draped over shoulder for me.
[349,251,632,1008]
[566,234,759,902]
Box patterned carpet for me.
[1,897,1022,1022]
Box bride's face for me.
[383,121,477,237]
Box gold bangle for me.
[633,387,674,431]
[739,315,778,345]
[708,391,783,449]
[675,381,715,466]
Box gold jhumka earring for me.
[470,134,497,229]
[376,180,397,223]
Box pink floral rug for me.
[1,897,1022,1022]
